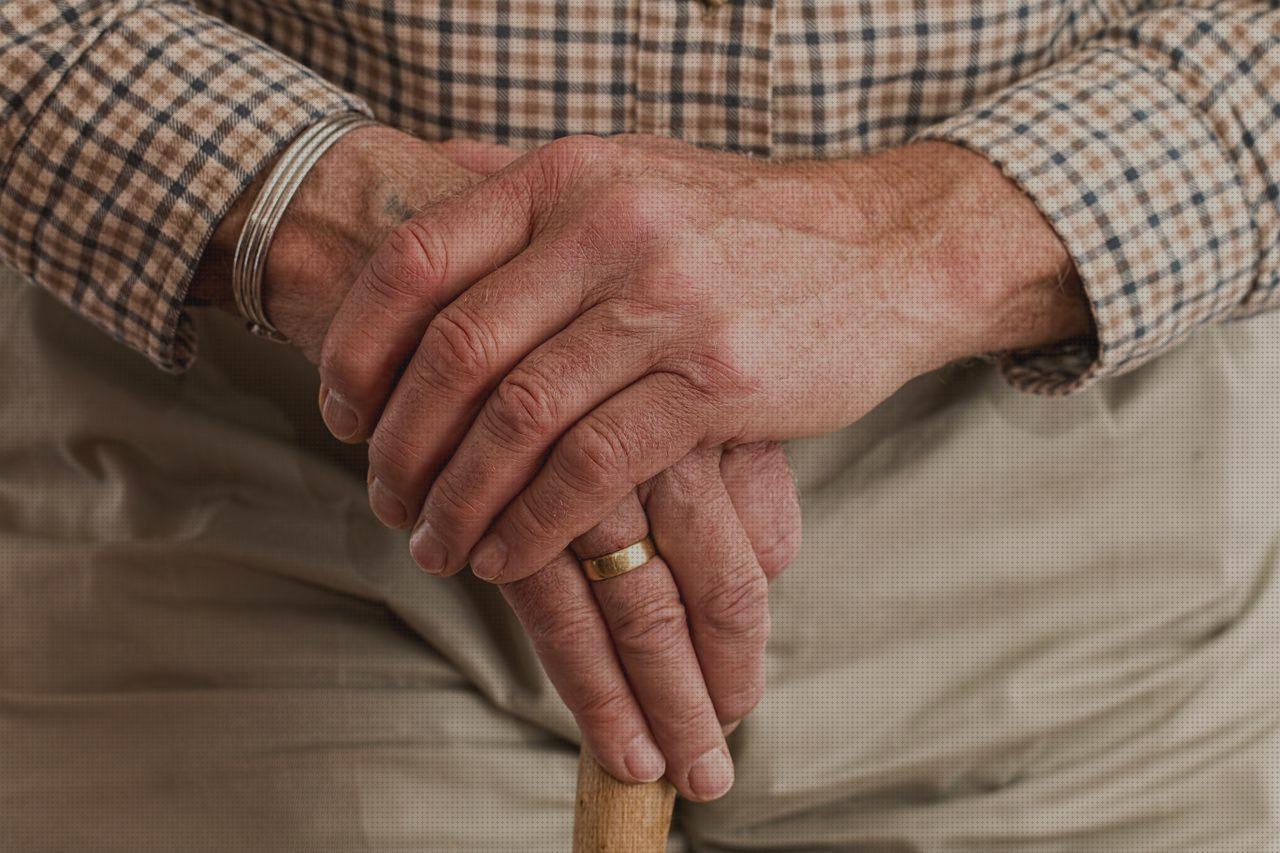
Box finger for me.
[644,452,770,730]
[468,372,707,584]
[719,442,801,580]
[368,245,614,533]
[406,308,656,571]
[439,138,524,175]
[573,494,735,802]
[317,161,540,443]
[501,551,666,785]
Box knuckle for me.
[540,134,611,171]
[715,670,765,724]
[693,566,770,645]
[427,473,485,528]
[609,594,689,661]
[657,450,719,499]
[367,421,424,481]
[593,295,661,343]
[660,700,715,741]
[521,596,599,660]
[403,348,451,402]
[504,491,562,549]
[528,135,613,204]
[756,526,802,579]
[557,416,630,493]
[568,684,634,724]
[484,370,560,449]
[365,220,449,307]
[679,339,752,399]
[419,306,499,393]
[633,268,704,320]
[597,184,671,246]
[487,169,539,225]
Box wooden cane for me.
[572,746,676,852]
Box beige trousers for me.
[1,266,1277,852]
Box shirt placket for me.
[633,0,775,157]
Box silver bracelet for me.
[232,111,377,343]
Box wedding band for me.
[581,536,658,582]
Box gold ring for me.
[581,536,658,582]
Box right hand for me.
[194,125,801,800]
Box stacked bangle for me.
[231,111,377,342]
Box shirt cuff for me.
[914,47,1258,395]
[0,2,370,373]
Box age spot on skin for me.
[383,192,418,223]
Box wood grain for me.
[572,746,676,853]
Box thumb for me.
[439,137,524,175]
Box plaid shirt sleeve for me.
[916,1,1280,394]
[0,1,369,373]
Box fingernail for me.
[688,748,734,801]
[410,518,449,575]
[624,736,666,783]
[321,390,358,439]
[722,719,741,737]
[368,477,407,528]
[469,535,507,581]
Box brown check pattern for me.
[3,0,1279,392]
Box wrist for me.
[848,141,1094,370]
[192,122,480,360]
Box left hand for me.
[319,134,1091,583]
[503,441,799,801]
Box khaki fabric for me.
[1,265,1278,852]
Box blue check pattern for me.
[2,0,1278,393]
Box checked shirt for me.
[2,0,1279,393]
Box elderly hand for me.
[504,441,799,802]
[318,134,1092,585]
[198,126,802,800]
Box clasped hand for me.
[324,134,971,800]
[247,127,1084,802]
